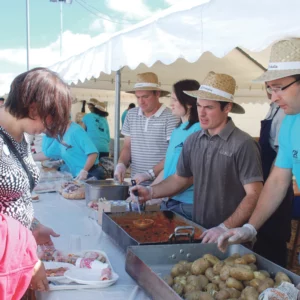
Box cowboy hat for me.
[126,72,170,97]
[184,71,245,114]
[254,38,300,82]
[87,98,106,112]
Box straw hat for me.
[184,71,245,114]
[87,98,106,112]
[254,38,300,82]
[126,72,170,97]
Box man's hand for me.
[32,223,60,246]
[201,223,228,244]
[114,163,127,183]
[75,169,88,181]
[133,172,152,184]
[217,224,257,252]
[30,260,49,292]
[129,185,153,204]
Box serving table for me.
[33,192,150,300]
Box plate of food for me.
[44,262,75,282]
[64,268,119,287]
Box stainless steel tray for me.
[125,243,300,300]
[102,211,206,252]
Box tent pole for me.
[114,70,121,168]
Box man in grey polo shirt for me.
[131,72,263,243]
[114,72,178,183]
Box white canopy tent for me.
[49,0,300,165]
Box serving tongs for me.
[131,179,145,215]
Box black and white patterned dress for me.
[0,127,40,228]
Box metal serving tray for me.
[102,211,206,252]
[125,243,300,300]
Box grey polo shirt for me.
[122,105,178,177]
[177,119,263,228]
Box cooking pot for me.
[85,180,130,205]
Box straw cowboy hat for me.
[184,71,245,114]
[254,38,300,82]
[87,98,106,112]
[126,72,170,97]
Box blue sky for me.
[0,0,178,94]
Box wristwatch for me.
[147,169,156,180]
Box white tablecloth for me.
[33,192,150,300]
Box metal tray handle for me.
[169,226,195,243]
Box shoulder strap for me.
[0,131,35,192]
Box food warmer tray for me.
[125,243,300,300]
[102,211,206,252]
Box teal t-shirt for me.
[275,114,300,186]
[163,122,201,204]
[121,110,128,126]
[42,122,98,177]
[82,113,110,153]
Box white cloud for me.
[0,30,115,95]
[105,0,153,20]
[89,17,118,32]
[164,0,182,4]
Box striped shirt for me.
[122,105,179,177]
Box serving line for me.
[33,192,150,300]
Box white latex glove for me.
[114,163,126,183]
[133,172,152,184]
[75,169,88,181]
[201,223,228,244]
[129,185,153,204]
[42,160,63,169]
[217,224,257,252]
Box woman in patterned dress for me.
[0,68,72,294]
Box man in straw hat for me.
[114,72,178,183]
[218,38,300,253]
[131,71,263,242]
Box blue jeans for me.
[160,199,193,220]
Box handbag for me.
[0,131,35,192]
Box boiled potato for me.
[230,253,241,259]
[163,274,173,286]
[211,275,222,285]
[191,258,211,275]
[219,281,227,290]
[259,270,270,278]
[203,254,220,266]
[198,275,209,289]
[205,268,215,282]
[173,275,187,286]
[275,272,292,284]
[248,263,258,271]
[171,264,186,277]
[172,282,184,295]
[226,277,244,291]
[220,265,231,281]
[225,287,241,298]
[253,271,267,281]
[230,266,254,281]
[185,291,214,300]
[257,278,275,294]
[213,261,225,275]
[248,278,263,289]
[240,286,259,300]
[184,283,200,294]
[234,258,247,265]
[241,254,256,264]
[233,264,252,271]
[205,283,219,293]
[215,289,231,299]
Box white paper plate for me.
[64,268,119,287]
[44,262,75,282]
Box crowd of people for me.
[1,37,300,298]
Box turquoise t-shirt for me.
[82,113,110,153]
[42,122,98,177]
[121,110,128,126]
[275,114,300,186]
[163,122,201,204]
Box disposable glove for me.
[133,172,152,184]
[75,169,88,181]
[113,163,126,183]
[129,185,153,204]
[201,223,228,244]
[217,223,257,252]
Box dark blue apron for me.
[254,108,293,266]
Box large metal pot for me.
[85,180,130,204]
